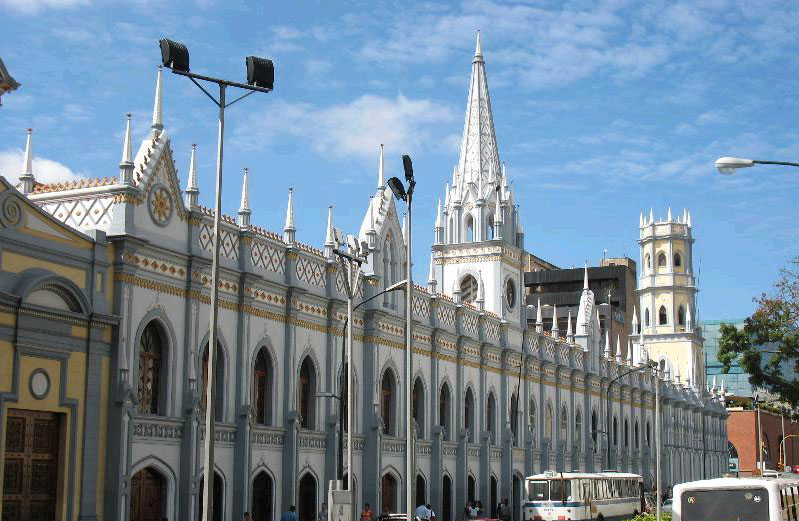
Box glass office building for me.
[702,319,756,398]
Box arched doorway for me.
[299,357,317,429]
[131,467,165,521]
[298,473,317,521]
[198,472,223,521]
[512,475,521,521]
[252,471,273,521]
[490,475,498,518]
[442,475,452,521]
[467,475,476,503]
[415,474,426,507]
[381,473,397,514]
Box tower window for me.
[460,275,478,304]
[657,253,667,268]
[466,215,474,242]
[505,278,516,309]
[644,308,650,327]
[645,254,651,270]
[486,214,495,240]
[678,305,685,326]
[658,306,668,325]
[674,253,682,267]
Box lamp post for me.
[387,156,416,521]
[158,38,273,521]
[714,156,799,175]
[654,358,662,521]
[605,361,659,469]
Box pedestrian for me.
[244,513,253,521]
[500,498,511,521]
[319,502,328,521]
[280,506,299,521]
[427,504,436,521]
[360,503,373,521]
[415,503,431,520]
[476,501,484,517]
[467,502,478,519]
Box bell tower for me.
[635,208,704,389]
[430,32,525,323]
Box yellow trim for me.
[0,312,15,327]
[71,325,88,339]
[2,251,87,289]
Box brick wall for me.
[728,409,799,471]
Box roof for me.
[0,57,21,94]
[526,472,642,480]
[674,477,799,491]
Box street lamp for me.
[386,155,416,521]
[714,156,799,175]
[158,38,273,521]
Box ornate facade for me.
[0,34,727,521]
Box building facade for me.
[701,319,754,399]
[727,408,799,473]
[0,174,116,521]
[1,34,727,521]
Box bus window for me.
[681,488,769,521]
[528,481,547,501]
[550,480,572,502]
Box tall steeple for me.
[457,30,500,189]
[19,128,35,194]
[377,144,385,190]
[151,65,164,137]
[119,114,134,184]
[238,168,251,227]
[283,188,296,245]
[185,144,199,208]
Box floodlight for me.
[159,39,190,72]
[246,56,274,90]
[387,177,406,200]
[402,154,414,182]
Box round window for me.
[505,278,516,309]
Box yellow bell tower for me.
[636,207,704,389]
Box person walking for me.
[499,498,511,521]
[280,506,299,521]
[360,503,373,521]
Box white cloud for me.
[0,0,90,14]
[232,94,456,162]
[0,148,85,185]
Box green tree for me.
[718,256,799,406]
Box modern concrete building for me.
[0,33,727,521]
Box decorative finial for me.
[551,304,559,339]
[667,207,673,221]
[583,261,589,290]
[185,144,199,207]
[535,298,543,333]
[238,168,251,227]
[476,270,485,311]
[566,310,574,342]
[19,128,35,194]
[427,256,437,294]
[475,30,483,58]
[283,188,296,244]
[377,144,385,190]
[324,205,335,258]
[151,65,163,137]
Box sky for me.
[1,0,798,320]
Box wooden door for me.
[2,409,60,521]
[381,474,395,514]
[130,467,164,521]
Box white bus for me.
[673,477,799,521]
[524,471,645,521]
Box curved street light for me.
[715,156,799,175]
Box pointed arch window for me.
[298,357,316,429]
[465,388,475,443]
[486,214,495,240]
[645,308,650,327]
[624,418,629,448]
[466,214,475,242]
[412,378,424,438]
[460,275,478,304]
[678,305,686,326]
[560,405,568,445]
[545,403,553,440]
[253,348,272,426]
[510,393,519,445]
[486,392,496,439]
[613,416,618,446]
[138,321,165,415]
[674,253,682,267]
[657,252,667,268]
[201,342,224,422]
[659,306,668,325]
[591,410,598,453]
[575,408,582,447]
[383,239,396,308]
[645,254,651,271]
[381,371,396,436]
[635,420,640,449]
[440,384,451,441]
[528,399,537,442]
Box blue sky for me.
[2,0,798,320]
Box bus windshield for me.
[681,488,769,521]
[528,481,548,501]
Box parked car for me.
[662,498,673,514]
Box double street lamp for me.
[158,38,273,521]
[386,156,416,521]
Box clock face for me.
[505,278,516,309]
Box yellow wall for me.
[1,251,87,289]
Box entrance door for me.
[512,476,521,521]
[490,476,498,518]
[2,409,60,521]
[252,472,273,521]
[381,474,396,514]
[198,473,223,521]
[298,474,316,521]
[442,476,452,521]
[131,467,164,521]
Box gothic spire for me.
[649,207,654,224]
[551,304,559,339]
[427,256,437,294]
[583,262,589,290]
[457,30,500,189]
[19,128,35,194]
[435,197,443,228]
[604,329,611,359]
[283,188,296,244]
[185,144,199,207]
[631,305,639,334]
[535,298,543,333]
[151,65,163,137]
[377,143,385,190]
[566,310,574,342]
[238,168,251,227]
[616,335,622,363]
[324,205,335,258]
[120,113,134,184]
[476,270,485,311]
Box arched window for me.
[466,215,474,242]
[383,239,396,308]
[487,392,496,438]
[560,405,568,445]
[545,403,553,440]
[26,284,83,312]
[510,393,518,445]
[486,214,495,240]
[645,308,650,327]
[253,347,273,425]
[298,357,316,429]
[657,253,667,268]
[138,321,165,415]
[634,420,640,449]
[613,416,618,446]
[381,370,396,436]
[658,306,668,325]
[460,275,478,304]
[624,418,629,448]
[591,411,598,453]
[674,253,682,267]
[412,378,424,438]
[678,305,686,326]
[201,342,224,422]
[645,254,651,271]
[575,408,582,447]
[448,217,454,243]
[440,384,451,441]
[465,388,475,443]
[646,421,651,448]
[528,399,537,439]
